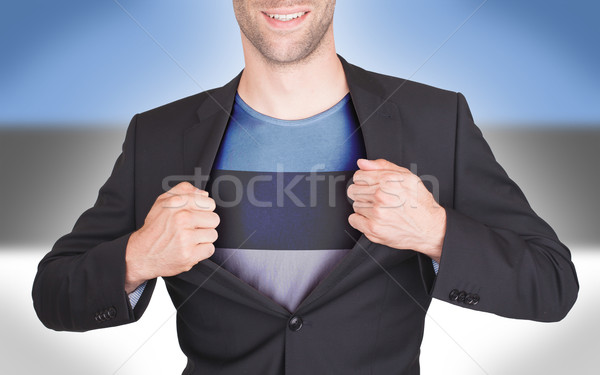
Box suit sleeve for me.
[429,93,579,322]
[32,115,157,332]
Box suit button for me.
[465,294,475,305]
[457,291,467,303]
[107,307,117,319]
[449,289,459,301]
[471,294,480,305]
[102,312,109,320]
[288,316,303,332]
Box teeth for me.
[267,11,306,21]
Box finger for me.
[161,192,215,211]
[347,183,378,202]
[353,185,407,209]
[174,210,220,229]
[159,182,202,203]
[348,212,369,233]
[189,228,219,244]
[352,202,377,219]
[163,191,215,211]
[194,242,216,261]
[191,211,220,229]
[185,193,217,211]
[169,181,200,195]
[352,170,379,186]
[352,169,405,186]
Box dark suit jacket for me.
[32,55,579,374]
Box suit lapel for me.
[296,56,410,311]
[179,55,413,315]
[182,70,293,315]
[183,70,242,191]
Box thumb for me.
[357,158,404,172]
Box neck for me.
[236,28,349,120]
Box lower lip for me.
[262,11,309,29]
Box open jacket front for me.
[33,55,579,375]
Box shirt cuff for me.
[432,259,440,275]
[128,281,147,309]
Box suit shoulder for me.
[346,62,465,134]
[352,63,458,105]
[134,89,217,128]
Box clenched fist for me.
[347,158,446,262]
[124,181,220,293]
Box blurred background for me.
[1,1,598,374]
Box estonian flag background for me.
[0,1,598,374]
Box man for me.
[32,1,579,374]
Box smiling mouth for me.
[264,11,308,22]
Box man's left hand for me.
[346,158,446,263]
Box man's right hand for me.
[124,181,220,293]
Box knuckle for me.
[178,246,192,261]
[412,176,424,188]
[382,172,400,183]
[404,172,419,184]
[370,226,382,238]
[166,194,187,208]
[373,188,387,203]
[163,181,191,197]
[353,171,365,184]
[371,207,384,220]
[187,247,200,262]
[173,209,191,225]
[183,257,196,271]
[177,181,195,191]
[366,220,379,235]
[178,229,192,244]
[353,200,369,210]
[181,263,192,273]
